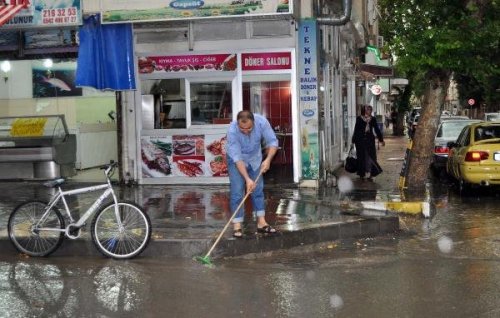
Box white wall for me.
[0,60,116,130]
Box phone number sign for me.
[2,0,82,28]
[42,7,79,25]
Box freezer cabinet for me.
[0,115,76,179]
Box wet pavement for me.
[1,134,500,317]
[0,135,407,259]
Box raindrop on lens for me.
[337,176,353,193]
[329,294,344,309]
[306,270,315,280]
[437,235,453,253]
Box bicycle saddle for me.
[43,178,66,188]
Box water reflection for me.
[139,187,231,223]
[6,261,72,317]
[94,262,150,314]
[4,259,150,317]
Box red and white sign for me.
[138,54,237,74]
[468,98,475,106]
[370,84,382,95]
[41,7,79,25]
[241,52,292,71]
[0,0,28,26]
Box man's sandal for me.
[256,225,278,235]
[233,229,243,238]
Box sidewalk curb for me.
[361,201,431,218]
[0,217,399,259]
[213,217,399,258]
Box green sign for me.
[101,0,292,23]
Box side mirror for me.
[447,141,457,148]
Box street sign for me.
[468,98,475,106]
[370,84,382,95]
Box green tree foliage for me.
[380,0,500,109]
[378,0,500,191]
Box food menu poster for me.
[101,0,291,24]
[138,54,237,74]
[141,134,228,178]
[2,0,82,28]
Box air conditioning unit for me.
[377,36,384,48]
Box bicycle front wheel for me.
[8,201,65,257]
[91,201,151,259]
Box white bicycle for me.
[8,162,151,259]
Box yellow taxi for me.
[446,122,500,192]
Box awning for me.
[359,64,394,77]
[0,1,28,27]
[75,14,136,90]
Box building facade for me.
[0,0,395,186]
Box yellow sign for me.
[10,118,48,137]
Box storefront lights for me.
[43,58,53,69]
[1,61,11,82]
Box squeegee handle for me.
[204,171,263,258]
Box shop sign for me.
[138,54,237,74]
[101,0,292,24]
[241,52,292,71]
[141,134,228,178]
[2,0,82,28]
[298,19,319,180]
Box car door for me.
[448,127,469,178]
[455,127,472,177]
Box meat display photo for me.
[206,135,228,177]
[142,134,228,178]
[141,138,173,177]
[172,135,208,177]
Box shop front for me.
[136,50,297,185]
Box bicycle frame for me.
[35,168,121,237]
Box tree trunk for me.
[394,114,405,136]
[405,71,450,192]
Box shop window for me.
[141,79,187,129]
[190,81,232,125]
[242,77,292,164]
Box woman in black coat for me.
[351,105,385,180]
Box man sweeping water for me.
[226,110,280,238]
[194,110,280,265]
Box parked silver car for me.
[439,115,470,123]
[484,112,500,122]
[431,119,482,174]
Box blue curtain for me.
[76,14,136,90]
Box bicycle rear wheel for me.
[91,201,151,259]
[8,201,65,257]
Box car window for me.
[438,122,470,138]
[463,130,471,145]
[475,126,500,141]
[456,126,469,146]
[438,121,480,138]
[485,114,500,121]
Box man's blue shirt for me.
[226,114,278,171]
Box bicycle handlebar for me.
[100,161,118,177]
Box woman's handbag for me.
[344,145,358,173]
